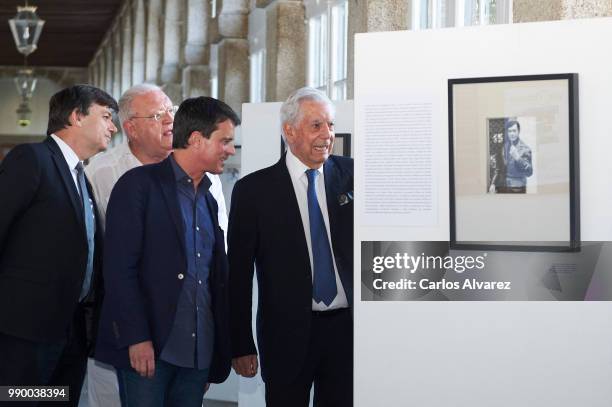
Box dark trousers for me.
[0,305,88,407]
[117,359,209,407]
[265,308,353,407]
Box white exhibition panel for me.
[355,18,612,407]
[238,100,354,407]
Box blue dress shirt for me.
[160,155,216,369]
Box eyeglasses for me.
[130,105,178,121]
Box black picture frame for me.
[332,133,351,157]
[448,74,580,252]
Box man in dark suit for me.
[0,85,118,405]
[95,97,239,407]
[229,87,354,406]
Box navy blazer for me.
[0,137,103,346]
[95,156,231,383]
[228,154,353,383]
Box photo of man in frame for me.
[488,118,533,194]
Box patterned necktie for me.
[76,162,95,301]
[306,169,337,306]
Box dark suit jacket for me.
[0,137,103,346]
[228,154,353,383]
[94,156,231,383]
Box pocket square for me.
[338,191,353,206]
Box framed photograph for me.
[448,74,580,251]
[280,132,352,158]
[332,133,351,157]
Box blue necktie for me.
[76,163,95,301]
[306,169,337,306]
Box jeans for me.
[117,359,209,407]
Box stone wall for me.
[88,0,612,110]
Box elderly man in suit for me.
[95,96,239,407]
[229,87,354,406]
[0,85,118,405]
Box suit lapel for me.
[205,191,224,253]
[324,157,341,239]
[45,137,84,226]
[324,157,354,304]
[205,192,220,234]
[205,191,227,284]
[157,158,186,253]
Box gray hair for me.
[117,83,166,130]
[280,87,334,141]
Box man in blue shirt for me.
[95,97,239,407]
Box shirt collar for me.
[285,147,323,181]
[122,139,142,164]
[50,134,81,171]
[169,153,211,191]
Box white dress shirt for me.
[85,140,229,236]
[285,148,348,311]
[50,134,82,194]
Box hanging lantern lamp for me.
[9,3,45,56]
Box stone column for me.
[105,44,113,94]
[216,0,249,114]
[183,66,212,98]
[513,0,563,21]
[161,0,184,83]
[121,8,133,93]
[346,0,409,98]
[90,59,100,87]
[132,0,146,85]
[218,0,249,38]
[161,0,185,102]
[185,0,209,65]
[183,0,211,98]
[264,1,306,101]
[112,29,122,99]
[97,54,105,89]
[563,0,612,17]
[146,0,163,83]
[217,39,249,115]
[514,0,612,22]
[94,62,99,87]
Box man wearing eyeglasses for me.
[94,96,238,407]
[85,84,229,407]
